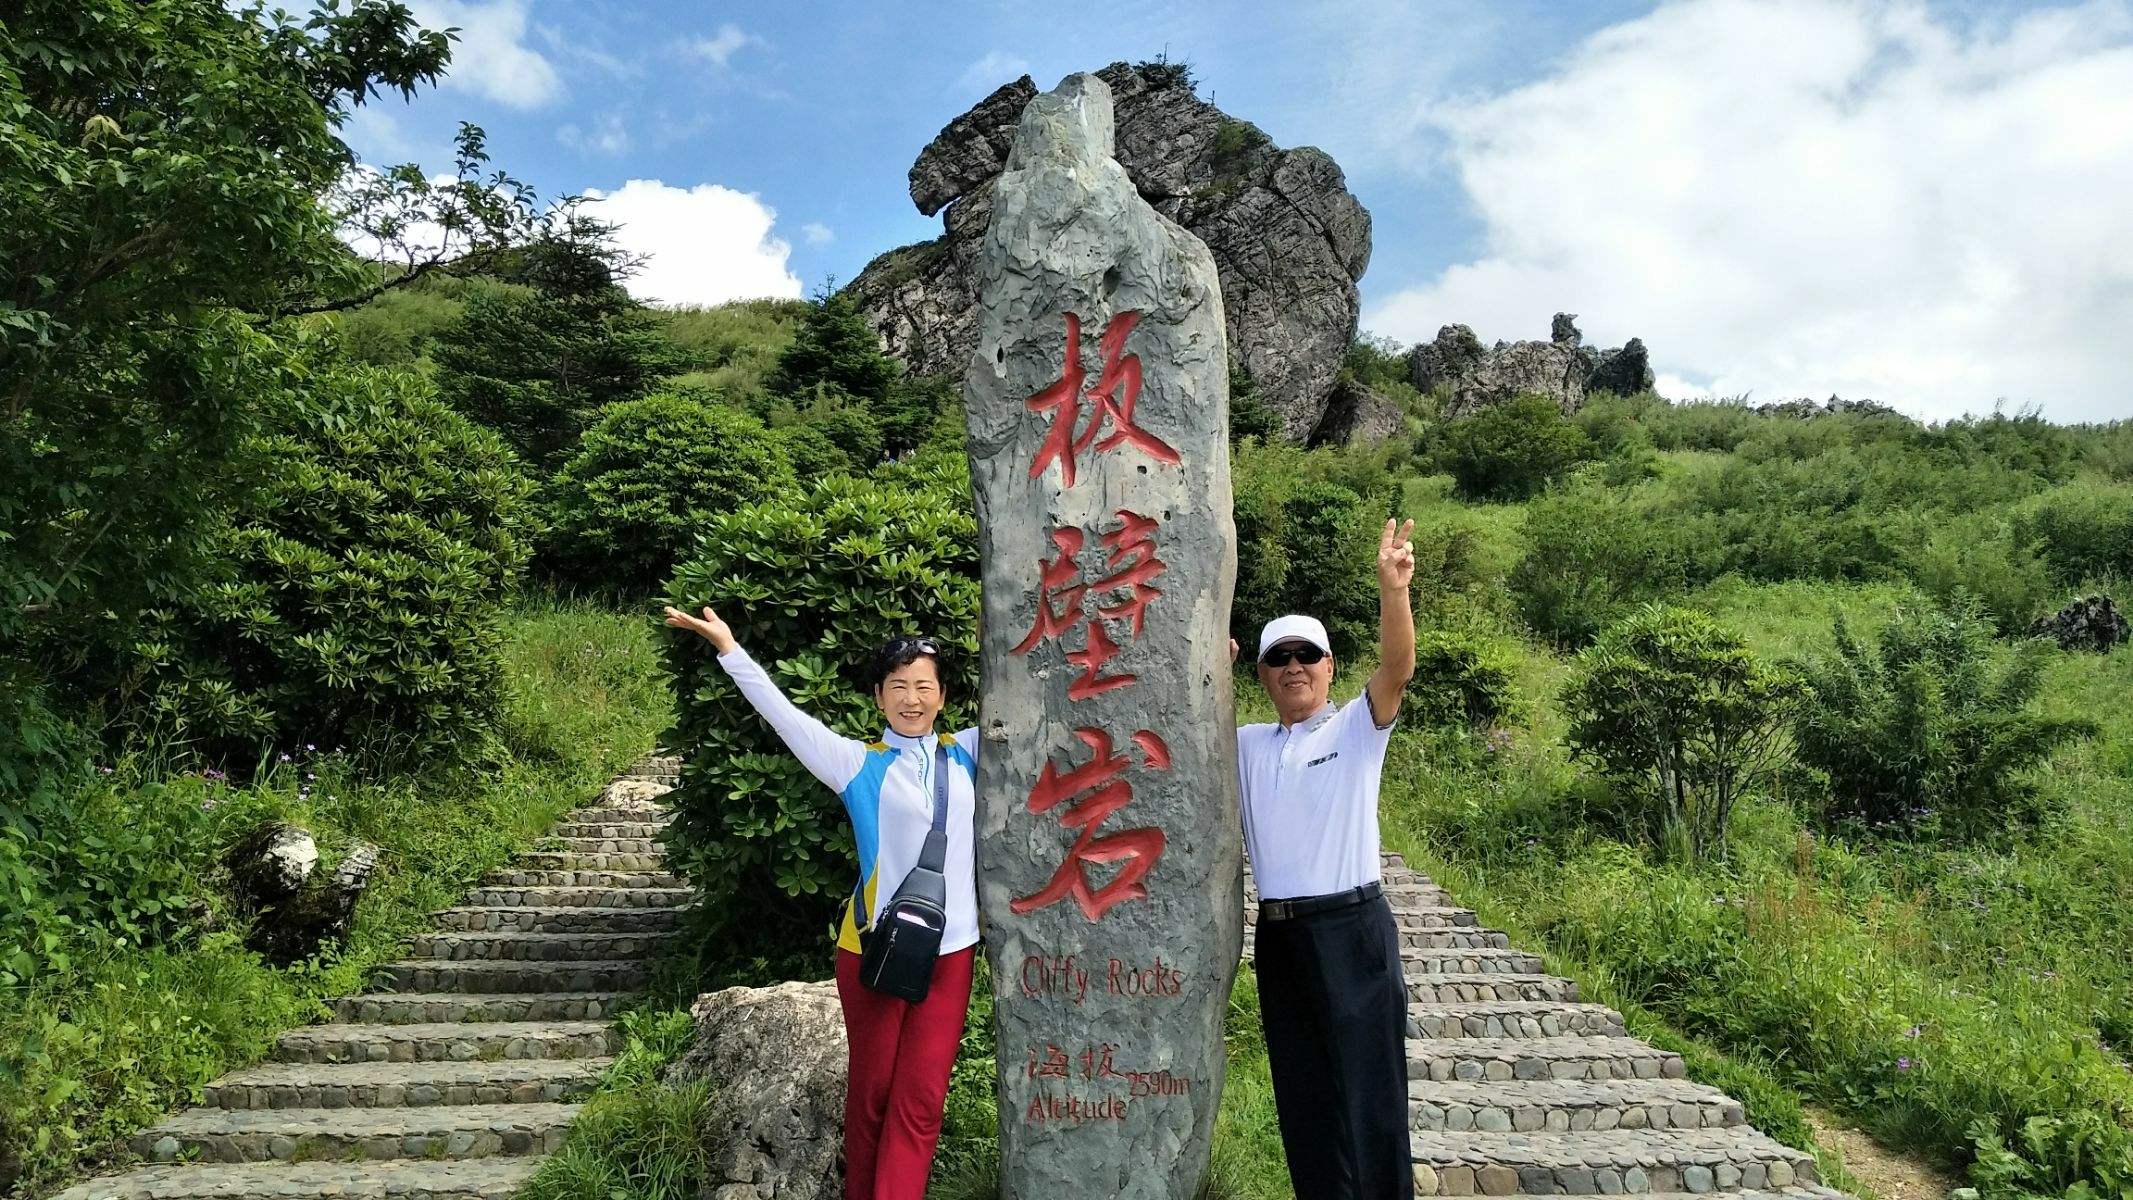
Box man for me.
[1233,517,1417,1200]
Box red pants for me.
[833,946,975,1200]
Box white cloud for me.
[959,50,1032,94]
[1363,0,2133,423]
[800,221,834,247]
[687,23,758,68]
[409,0,562,108]
[581,179,803,306]
[557,114,630,156]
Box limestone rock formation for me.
[2031,594,2129,652]
[228,822,381,966]
[963,73,1243,1199]
[667,981,847,1200]
[1408,314,1655,418]
[850,61,1371,443]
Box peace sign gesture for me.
[1376,517,1417,592]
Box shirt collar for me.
[1279,700,1337,734]
[882,727,937,751]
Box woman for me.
[662,604,978,1200]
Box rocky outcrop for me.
[1309,376,1406,446]
[1408,314,1654,419]
[848,61,1371,442]
[2031,595,2129,652]
[228,821,381,966]
[666,981,848,1200]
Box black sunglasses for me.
[884,636,941,656]
[1261,644,1327,667]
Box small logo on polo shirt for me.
[1305,751,1340,768]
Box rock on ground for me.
[666,981,847,1200]
[1408,314,1654,418]
[2031,594,2129,652]
[848,60,1371,444]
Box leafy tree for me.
[1511,481,1689,645]
[92,361,533,772]
[1,0,543,792]
[1408,629,1521,731]
[1229,362,1282,444]
[1433,394,1595,500]
[1564,604,1804,863]
[767,291,900,405]
[1791,596,2093,843]
[660,472,979,953]
[541,392,796,594]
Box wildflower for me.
[305,772,315,781]
[98,765,114,775]
[279,753,292,763]
[305,743,316,752]
[1897,1057,1913,1071]
[1904,1025,1921,1039]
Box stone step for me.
[132,1102,578,1163]
[552,820,669,839]
[404,930,673,962]
[1409,1036,1685,1083]
[50,1158,542,1200]
[1406,949,1548,975]
[483,867,685,889]
[462,884,693,908]
[510,849,666,871]
[545,834,662,854]
[567,800,672,820]
[1244,905,1478,929]
[1241,926,1507,955]
[1410,974,1579,1004]
[374,958,649,993]
[273,1021,618,1064]
[202,1058,607,1110]
[331,991,634,1024]
[1410,1079,1743,1134]
[433,903,689,933]
[1409,1128,1820,1195]
[1410,1001,1628,1040]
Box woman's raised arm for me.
[664,604,866,791]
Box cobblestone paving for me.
[55,758,684,1200]
[1248,852,1855,1197]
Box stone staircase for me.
[55,757,686,1200]
[1245,850,1853,1200]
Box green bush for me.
[1229,440,1395,658]
[2015,481,2133,586]
[1510,481,1688,645]
[1563,605,1804,862]
[109,363,534,771]
[1791,596,2093,843]
[1408,629,1521,730]
[1432,394,1594,500]
[1229,363,1282,444]
[1899,510,2057,633]
[656,298,808,398]
[660,473,980,951]
[542,393,796,595]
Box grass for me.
[518,1009,711,1200]
[0,596,672,1196]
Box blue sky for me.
[345,1,2133,422]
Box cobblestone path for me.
[1245,850,1854,1199]
[55,756,684,1200]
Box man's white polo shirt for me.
[1237,691,1398,901]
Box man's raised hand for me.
[1376,518,1417,592]
[663,604,737,654]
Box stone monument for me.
[963,74,1244,1198]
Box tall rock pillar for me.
[963,73,1243,1198]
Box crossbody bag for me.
[856,740,951,1002]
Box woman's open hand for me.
[663,604,737,654]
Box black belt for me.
[1258,881,1381,923]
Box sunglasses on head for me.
[884,636,941,656]
[1261,643,1327,667]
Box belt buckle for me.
[1263,898,1292,922]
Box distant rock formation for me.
[1407,314,1653,418]
[845,61,1372,443]
[2031,595,2128,652]
[1751,396,1906,421]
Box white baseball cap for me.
[1256,614,1331,662]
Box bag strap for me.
[916,739,951,873]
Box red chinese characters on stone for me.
[1026,311,1179,489]
[1008,728,1171,921]
[1010,511,1167,702]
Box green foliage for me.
[518,1008,711,1200]
[1564,605,1804,862]
[2015,481,2133,586]
[660,474,979,947]
[1900,509,2058,633]
[656,298,807,398]
[1791,596,2093,843]
[1408,629,1521,731]
[1432,394,1595,500]
[1229,440,1399,658]
[542,392,795,595]
[105,362,534,772]
[0,601,671,1189]
[1228,363,1282,444]
[765,292,900,410]
[1511,480,1688,645]
[433,284,682,469]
